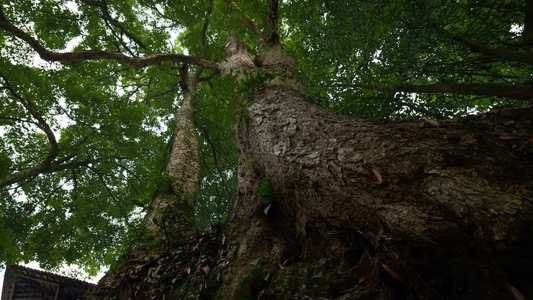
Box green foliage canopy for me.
[283,0,530,117]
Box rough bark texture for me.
[218,37,533,299]
[167,76,200,199]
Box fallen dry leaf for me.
[510,286,525,300]
[190,243,199,251]
[201,265,210,275]
[391,252,405,266]
[358,264,375,283]
[381,263,405,284]
[111,278,122,289]
[372,169,383,183]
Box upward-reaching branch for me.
[200,0,215,58]
[142,66,201,235]
[524,0,533,44]
[167,66,200,197]
[224,0,260,35]
[0,7,218,70]
[265,0,279,43]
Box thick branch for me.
[339,82,533,101]
[0,8,218,70]
[167,68,200,197]
[0,160,96,189]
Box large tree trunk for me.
[219,38,533,299]
[89,38,533,300]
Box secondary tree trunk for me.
[144,68,200,235]
[89,69,202,299]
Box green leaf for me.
[250,257,264,267]
[131,199,145,207]
[263,203,272,216]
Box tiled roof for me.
[1,265,95,300]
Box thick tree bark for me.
[218,37,533,299]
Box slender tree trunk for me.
[144,70,200,235]
[90,70,201,299]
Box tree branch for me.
[0,116,40,126]
[58,127,101,151]
[0,159,97,189]
[265,0,279,43]
[429,22,533,66]
[81,0,146,49]
[201,0,214,58]
[149,3,183,27]
[337,82,533,101]
[524,0,533,44]
[0,73,59,165]
[199,127,230,197]
[0,7,218,70]
[85,165,118,203]
[144,82,180,106]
